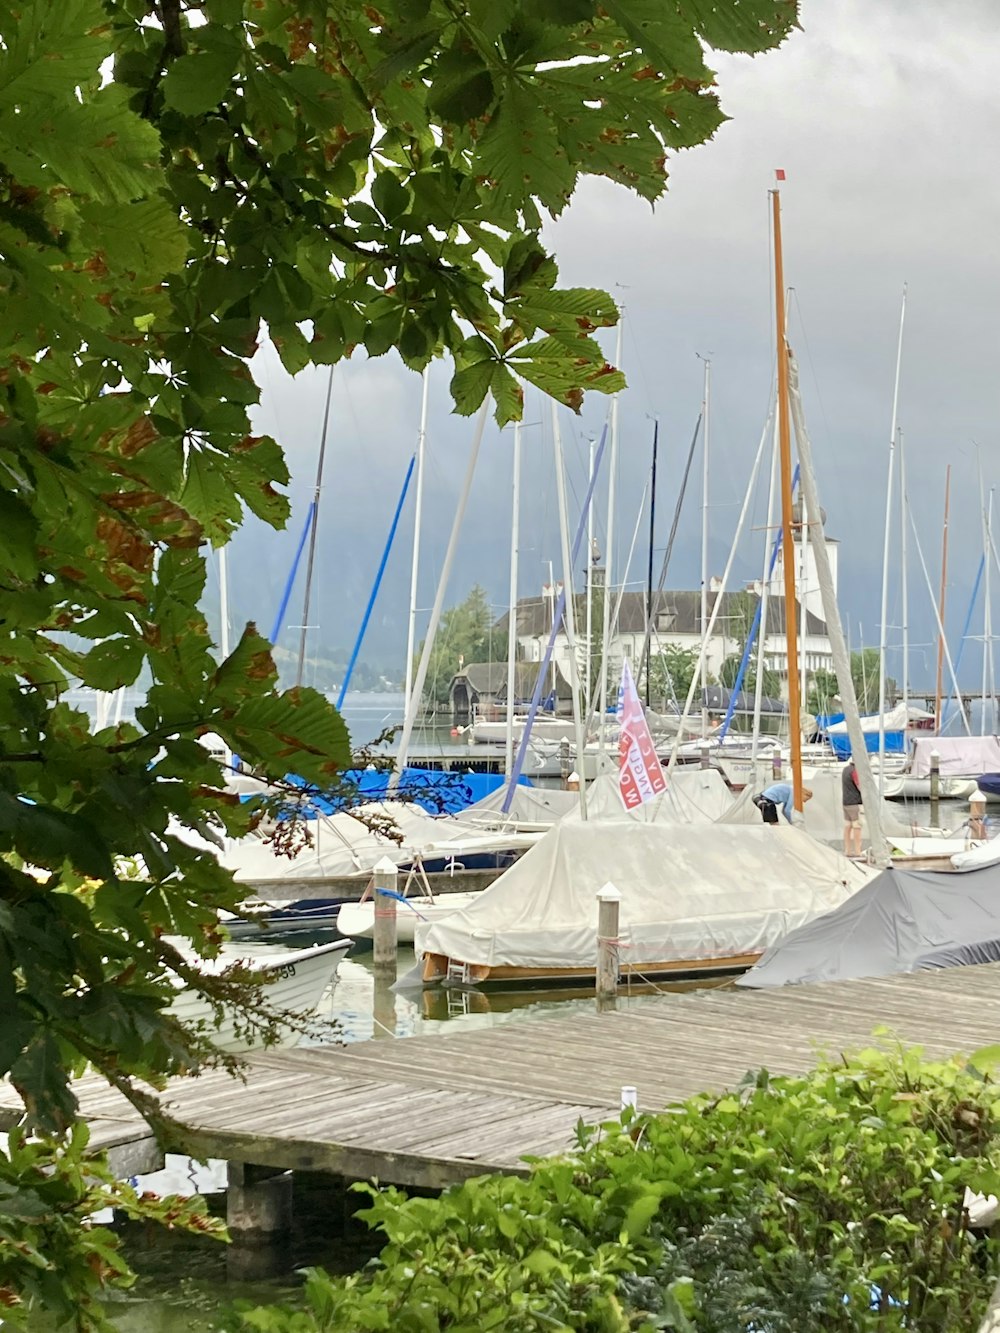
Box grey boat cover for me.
[738,860,1000,988]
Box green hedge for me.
[226,1044,1000,1331]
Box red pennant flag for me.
[775,168,786,181]
[617,658,667,810]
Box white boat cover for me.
[455,784,579,830]
[564,769,738,825]
[223,802,537,885]
[909,736,1000,778]
[714,767,916,849]
[417,822,869,972]
[739,860,1000,988]
[826,703,932,735]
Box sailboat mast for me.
[899,428,909,734]
[771,184,804,809]
[552,403,588,818]
[504,420,522,779]
[295,365,335,689]
[586,435,595,714]
[404,366,430,716]
[934,463,952,730]
[645,419,658,707]
[699,356,711,738]
[598,320,624,753]
[877,284,907,794]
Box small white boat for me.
[168,938,351,1051]
[337,891,482,943]
[470,716,577,745]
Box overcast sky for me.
[228,0,1000,705]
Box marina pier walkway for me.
[4,963,1000,1189]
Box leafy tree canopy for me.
[418,584,508,706]
[0,0,799,1320]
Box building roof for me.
[499,589,828,640]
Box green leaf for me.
[426,49,495,124]
[76,638,144,691]
[679,0,800,54]
[162,51,239,116]
[477,81,577,215]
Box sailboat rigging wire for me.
[664,401,770,775]
[404,367,430,716]
[634,412,702,688]
[877,284,907,796]
[584,476,650,729]
[269,505,315,647]
[787,350,889,865]
[295,365,336,688]
[941,555,983,732]
[336,453,417,711]
[716,416,791,743]
[906,482,970,735]
[644,419,658,707]
[500,422,610,812]
[391,398,492,787]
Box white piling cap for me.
[970,789,987,806]
[568,771,580,782]
[597,882,621,902]
[373,856,398,874]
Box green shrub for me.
[226,1045,1000,1331]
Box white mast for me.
[877,284,907,796]
[218,544,232,769]
[598,320,624,754]
[988,490,996,728]
[504,419,522,778]
[799,488,809,712]
[899,427,909,734]
[552,403,589,818]
[699,355,711,737]
[404,365,430,717]
[585,435,595,715]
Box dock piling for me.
[227,1161,293,1240]
[929,749,941,827]
[596,883,621,1001]
[372,856,399,977]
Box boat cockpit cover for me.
[738,860,1000,988]
[909,736,1000,778]
[564,769,738,825]
[417,822,868,972]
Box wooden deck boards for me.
[4,963,1000,1189]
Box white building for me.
[501,526,838,700]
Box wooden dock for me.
[6,963,1000,1191]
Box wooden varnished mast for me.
[772,182,804,810]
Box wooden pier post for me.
[227,1162,293,1240]
[929,749,940,828]
[771,750,783,781]
[700,742,710,770]
[596,883,621,1001]
[372,856,398,977]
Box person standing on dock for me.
[841,758,863,858]
[753,782,812,825]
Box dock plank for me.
[7,962,1000,1189]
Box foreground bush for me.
[226,1045,1000,1331]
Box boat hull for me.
[337,891,484,943]
[170,938,350,1050]
[421,949,761,988]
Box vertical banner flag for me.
[617,658,667,809]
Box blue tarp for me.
[285,767,529,816]
[815,713,906,759]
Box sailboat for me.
[412,179,886,988]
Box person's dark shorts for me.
[753,794,779,825]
